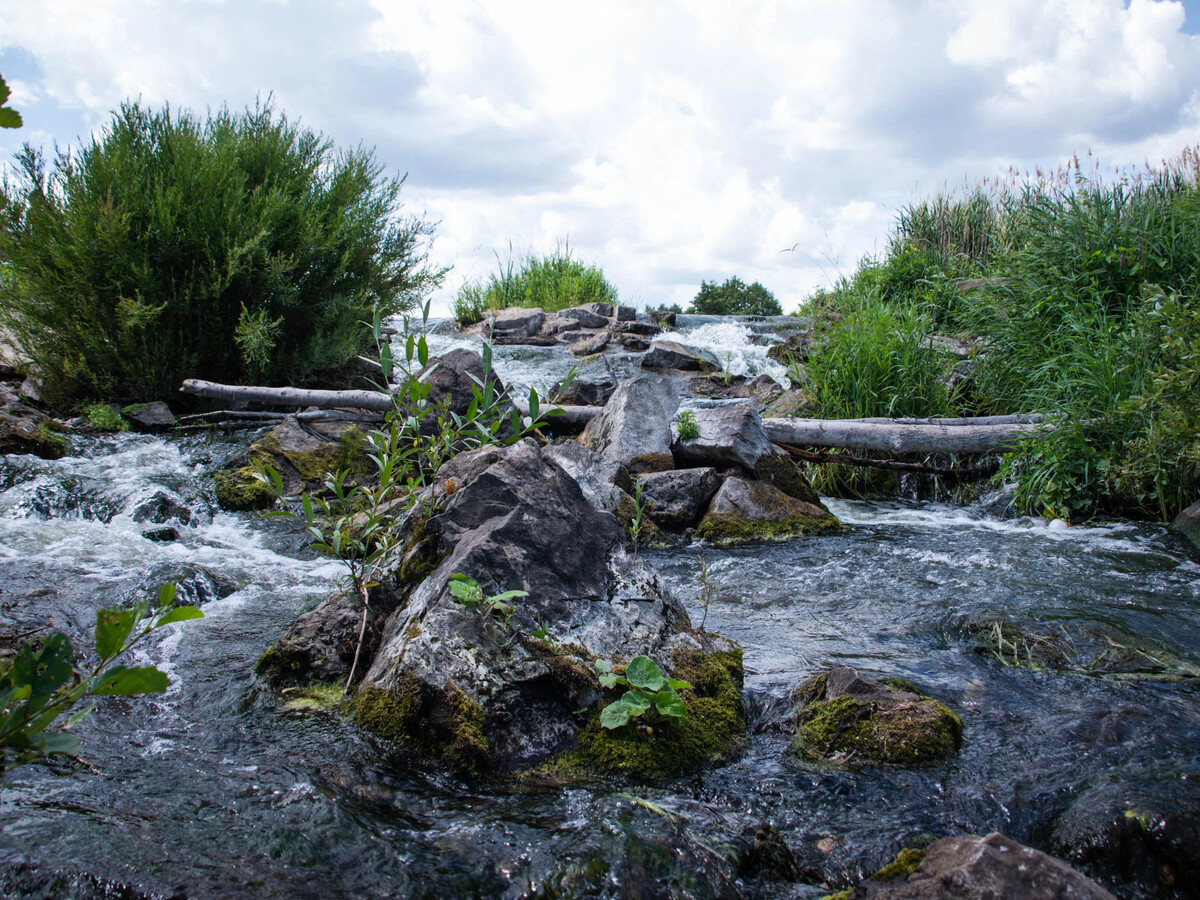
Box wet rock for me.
[696,477,843,544]
[619,320,662,337]
[642,340,720,372]
[789,667,961,766]
[0,402,69,459]
[551,375,617,407]
[543,439,632,512]
[214,419,370,509]
[766,330,815,363]
[485,306,545,337]
[1048,776,1200,896]
[638,467,721,531]
[616,305,636,322]
[141,525,180,542]
[121,401,176,431]
[579,375,679,473]
[1171,499,1200,553]
[962,617,1076,671]
[130,490,197,526]
[849,833,1116,899]
[569,331,610,357]
[618,334,651,352]
[352,440,744,776]
[558,306,609,329]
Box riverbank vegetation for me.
[0,100,442,407]
[452,244,617,325]
[796,148,1200,522]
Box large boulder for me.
[638,467,722,531]
[789,668,961,766]
[0,397,69,459]
[696,477,843,544]
[1171,499,1200,552]
[121,401,176,432]
[543,439,632,513]
[352,440,744,776]
[414,348,489,419]
[848,833,1116,899]
[642,340,720,372]
[551,375,617,407]
[558,306,609,329]
[569,331,610,357]
[486,306,545,338]
[579,375,679,473]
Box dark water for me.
[1,428,1198,898]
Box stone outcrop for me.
[696,477,842,544]
[641,340,720,372]
[579,375,679,473]
[0,392,69,459]
[350,440,744,776]
[486,306,545,338]
[543,439,632,513]
[789,667,961,766]
[847,833,1116,899]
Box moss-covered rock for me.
[353,677,490,777]
[871,848,927,881]
[696,477,845,545]
[0,407,70,459]
[790,667,962,766]
[566,647,746,779]
[214,465,275,511]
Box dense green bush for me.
[690,276,782,316]
[797,148,1200,520]
[452,245,616,325]
[0,100,442,404]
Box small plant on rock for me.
[676,409,700,441]
[448,574,528,638]
[628,478,647,553]
[595,655,692,729]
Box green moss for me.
[794,695,962,766]
[695,509,846,545]
[257,424,372,483]
[255,643,308,683]
[879,677,922,695]
[753,451,822,506]
[214,465,275,511]
[792,672,829,710]
[34,421,69,459]
[818,891,854,900]
[353,677,491,777]
[870,847,926,882]
[627,452,676,474]
[279,682,346,712]
[82,402,128,432]
[567,646,745,779]
[615,493,671,548]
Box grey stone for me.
[641,340,720,372]
[859,833,1116,900]
[130,490,197,526]
[638,467,721,530]
[618,335,651,352]
[1171,499,1200,552]
[551,376,617,407]
[673,405,773,471]
[487,306,545,337]
[548,317,580,334]
[142,526,180,543]
[558,307,609,328]
[122,401,176,431]
[616,305,636,322]
[579,375,679,473]
[415,348,513,425]
[696,477,842,544]
[570,331,610,357]
[543,439,632,512]
[619,321,662,337]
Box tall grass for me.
[0,100,442,405]
[797,147,1200,520]
[452,244,616,325]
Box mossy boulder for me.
[0,399,70,460]
[790,667,962,766]
[213,418,371,510]
[697,477,845,545]
[567,647,746,779]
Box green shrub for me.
[452,244,616,325]
[0,99,442,406]
[690,276,782,316]
[82,403,129,432]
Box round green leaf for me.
[599,700,631,729]
[624,656,664,691]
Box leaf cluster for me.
[1,584,203,775]
[448,574,528,636]
[595,656,692,730]
[675,409,700,441]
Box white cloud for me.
[1,0,1197,315]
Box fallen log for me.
[177,409,386,425]
[181,379,395,412]
[763,417,1044,454]
[775,444,1001,480]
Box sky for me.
[1,0,1198,315]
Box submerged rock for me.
[351,440,744,777]
[579,375,679,473]
[789,668,961,766]
[696,477,843,544]
[641,340,720,372]
[842,833,1116,899]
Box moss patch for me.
[696,509,845,545]
[279,682,347,713]
[753,451,822,506]
[793,695,962,766]
[260,425,372,483]
[567,647,745,779]
[214,465,275,511]
[353,677,490,778]
[870,847,926,882]
[256,643,309,683]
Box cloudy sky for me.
[2,0,1198,314]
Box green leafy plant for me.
[595,656,692,729]
[628,477,646,553]
[696,550,715,633]
[1,584,203,775]
[0,75,22,129]
[675,409,700,441]
[448,574,528,637]
[82,403,129,432]
[0,98,443,405]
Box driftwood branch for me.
[177,409,386,425]
[180,379,395,412]
[776,444,1001,480]
[762,417,1044,454]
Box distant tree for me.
[690,277,782,316]
[0,75,22,128]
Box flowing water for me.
[1,319,1197,899]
